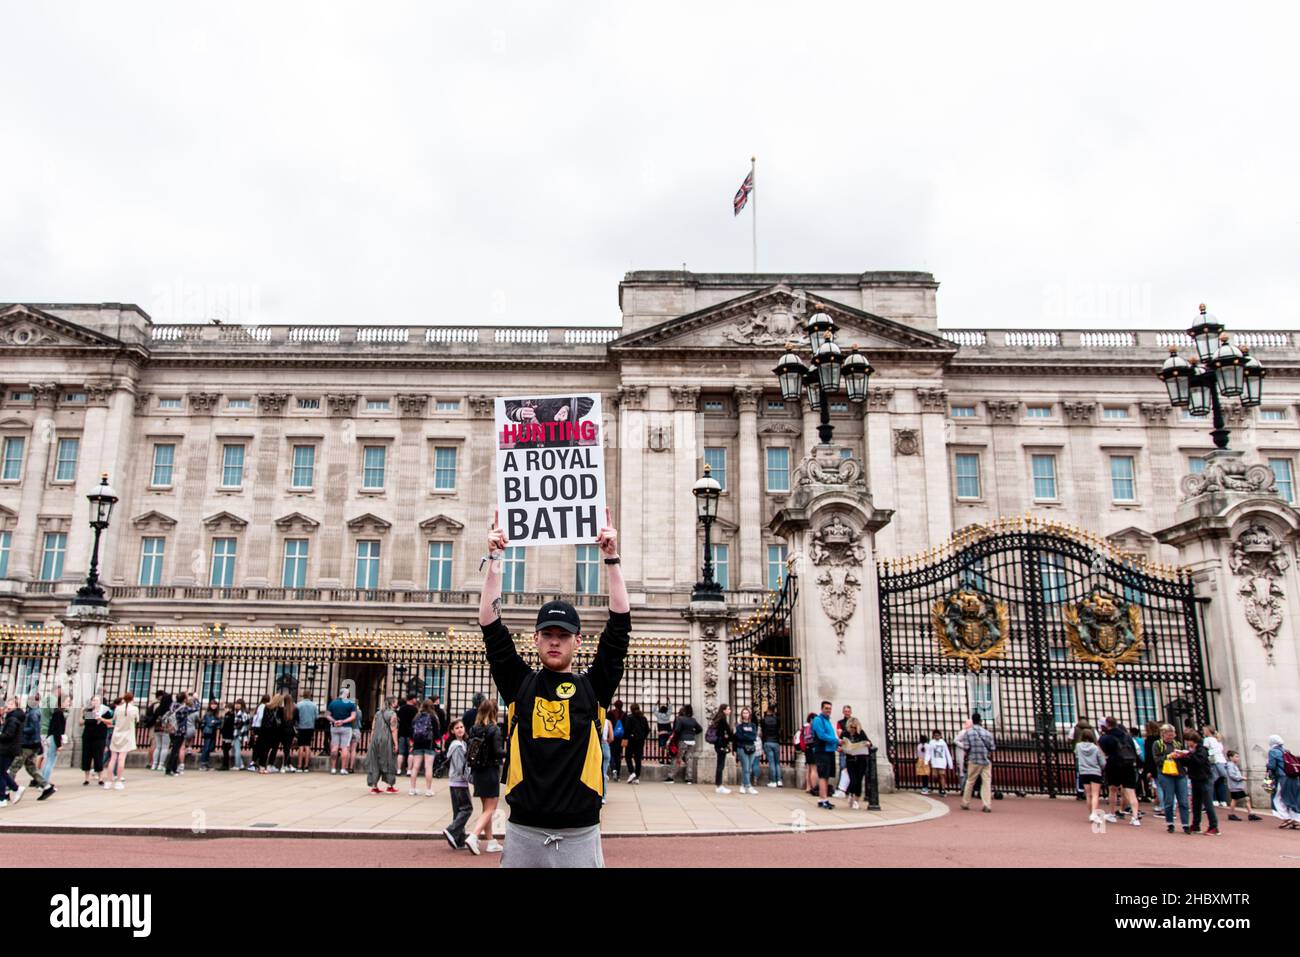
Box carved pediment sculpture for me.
[792,444,864,489]
[1181,457,1276,500]
[809,514,868,653]
[1228,522,1289,662]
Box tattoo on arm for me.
[492,597,501,620]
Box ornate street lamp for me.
[1157,304,1264,451]
[74,473,117,607]
[691,463,724,603]
[772,310,872,445]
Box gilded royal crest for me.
[931,588,1010,672]
[1064,588,1144,676]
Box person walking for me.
[607,699,626,782]
[1141,719,1163,814]
[38,697,67,799]
[442,719,472,849]
[0,696,28,806]
[760,707,783,788]
[106,693,139,789]
[147,691,172,771]
[734,707,760,795]
[654,702,673,766]
[916,733,932,794]
[1152,723,1190,833]
[1098,717,1141,826]
[80,696,112,786]
[1266,734,1300,828]
[464,698,504,856]
[1224,750,1261,822]
[925,729,952,797]
[959,713,996,813]
[670,705,703,785]
[623,704,649,784]
[366,695,399,794]
[200,699,221,770]
[408,698,439,796]
[711,703,734,794]
[841,717,872,809]
[11,693,45,795]
[294,692,318,772]
[326,689,357,774]
[811,701,840,809]
[1180,729,1219,835]
[1075,727,1105,824]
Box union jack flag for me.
[733,169,754,216]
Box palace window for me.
[1026,405,1052,418]
[210,538,237,587]
[1031,454,1058,500]
[951,405,977,418]
[40,532,66,581]
[955,453,981,499]
[362,446,386,490]
[282,539,309,589]
[1109,455,1136,502]
[158,397,182,410]
[291,445,315,488]
[767,544,788,590]
[220,444,245,488]
[711,544,729,591]
[427,542,453,591]
[0,530,10,578]
[139,537,166,586]
[54,437,79,482]
[576,544,601,594]
[766,447,790,492]
[434,447,458,490]
[1269,458,1294,503]
[1,436,25,481]
[151,444,175,487]
[355,540,381,589]
[704,447,727,490]
[502,546,526,593]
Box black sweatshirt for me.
[481,610,630,829]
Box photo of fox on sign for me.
[494,393,606,546]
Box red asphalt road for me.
[11,796,1300,867]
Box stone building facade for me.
[2,272,1298,788]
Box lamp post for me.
[691,463,724,603]
[74,473,118,607]
[773,309,873,445]
[1158,304,1264,450]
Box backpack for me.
[1284,750,1300,779]
[1116,731,1138,764]
[802,725,816,753]
[705,724,718,745]
[466,724,495,770]
[158,709,178,735]
[412,713,434,748]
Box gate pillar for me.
[1157,460,1300,804]
[770,444,894,787]
[682,598,733,785]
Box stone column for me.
[1062,401,1101,519]
[616,386,647,593]
[64,384,113,583]
[173,392,220,585]
[1156,453,1300,804]
[916,386,951,547]
[735,386,763,588]
[865,387,895,556]
[671,387,700,589]
[683,598,731,785]
[8,383,58,580]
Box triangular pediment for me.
[610,285,955,355]
[1106,526,1156,556]
[419,514,465,534]
[346,512,392,534]
[0,304,124,350]
[202,510,248,532]
[274,511,320,532]
[131,510,178,531]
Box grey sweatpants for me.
[500,821,604,868]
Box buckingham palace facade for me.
[3,270,1299,789]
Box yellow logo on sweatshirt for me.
[555,682,576,700]
[533,697,570,740]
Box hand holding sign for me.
[595,507,618,558]
[488,509,508,555]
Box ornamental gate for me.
[877,518,1214,796]
[729,573,802,759]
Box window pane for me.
[2,437,25,481]
[1134,687,1158,726]
[766,448,790,492]
[766,544,788,590]
[363,446,386,489]
[1261,409,1285,421]
[1026,406,1052,418]
[955,453,981,498]
[435,400,460,412]
[201,663,224,702]
[1040,555,1067,603]
[54,438,79,481]
[1269,458,1294,503]
[126,661,153,702]
[282,539,308,588]
[210,538,237,587]
[1052,684,1077,726]
[951,405,976,418]
[292,445,315,487]
[502,546,526,593]
[1110,456,1136,501]
[712,544,729,590]
[704,447,727,490]
[1103,407,1130,419]
[0,530,11,578]
[355,541,380,589]
[1031,455,1057,499]
[575,544,600,594]
[139,537,165,586]
[41,533,67,580]
[1188,456,1207,475]
[221,444,245,487]
[427,541,453,590]
[152,444,175,486]
[434,447,457,490]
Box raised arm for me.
[587,509,630,703]
[478,512,530,702]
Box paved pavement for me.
[4,793,1296,868]
[0,766,940,837]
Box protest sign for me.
[494,393,606,547]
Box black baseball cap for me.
[535,600,581,635]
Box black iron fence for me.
[0,625,63,701]
[728,572,801,755]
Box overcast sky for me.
[2,2,1297,330]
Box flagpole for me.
[751,155,757,273]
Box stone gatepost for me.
[59,601,116,764]
[1156,450,1300,804]
[682,598,732,785]
[770,443,894,788]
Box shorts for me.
[1230,790,1247,800]
[1104,761,1137,789]
[397,736,411,758]
[472,766,501,799]
[296,728,314,747]
[410,748,436,758]
[351,727,363,745]
[814,752,835,781]
[501,821,603,869]
[329,726,351,750]
[1079,773,1104,786]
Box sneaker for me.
[340,769,351,775]
[385,786,398,793]
[82,781,90,787]
[716,786,731,794]
[1130,816,1141,826]
[486,840,503,853]
[11,786,24,805]
[331,768,338,775]
[409,789,417,796]
[982,807,991,813]
[1167,824,1175,833]
[748,787,759,795]
[1183,826,1192,834]
[664,778,673,784]
[37,785,55,802]
[777,781,784,788]
[465,834,481,856]
[0,800,7,807]
[850,799,860,809]
[834,789,847,799]
[767,782,778,788]
[443,828,459,850]
[425,790,434,797]
[1228,814,1241,821]
[1249,814,1262,821]
[920,788,930,794]
[818,800,835,810]
[684,779,693,785]
[370,787,382,794]
[627,774,638,784]
[114,782,124,790]
[1104,814,1117,823]
[1205,827,1220,835]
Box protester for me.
[925,729,952,797]
[107,692,139,789]
[841,717,872,809]
[623,704,649,784]
[1266,734,1300,828]
[200,699,221,770]
[710,703,734,794]
[464,698,504,855]
[607,699,626,782]
[366,695,399,793]
[1202,725,1229,806]
[734,707,760,795]
[760,707,783,788]
[231,699,250,771]
[81,696,112,786]
[810,701,840,809]
[0,696,24,806]
[654,702,673,765]
[395,692,418,779]
[958,713,995,813]
[916,733,931,794]
[147,691,173,771]
[670,705,702,785]
[1075,727,1105,824]
[1098,717,1141,826]
[408,698,438,796]
[1223,750,1261,822]
[442,719,472,849]
[39,697,66,799]
[326,689,357,774]
[295,692,318,772]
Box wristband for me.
[603,557,621,565]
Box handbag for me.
[1160,757,1179,776]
